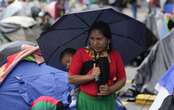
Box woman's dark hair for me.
[59,48,76,62]
[88,21,112,51]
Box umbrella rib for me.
[108,20,126,25]
[47,30,88,62]
[93,10,104,24]
[112,33,144,48]
[75,14,90,27]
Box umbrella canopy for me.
[37,7,150,69]
[134,28,174,93]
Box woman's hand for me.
[98,84,111,96]
[91,63,101,79]
[68,63,101,85]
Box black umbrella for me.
[37,7,149,69]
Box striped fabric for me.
[31,96,64,110]
[0,46,41,84]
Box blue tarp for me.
[0,60,72,110]
[159,64,174,95]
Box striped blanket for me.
[0,45,44,84]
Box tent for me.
[0,19,41,44]
[144,9,169,40]
[133,28,174,93]
[149,64,174,110]
[0,0,32,20]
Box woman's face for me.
[89,30,109,52]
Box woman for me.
[68,21,126,110]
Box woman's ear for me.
[87,40,90,47]
[107,40,110,45]
[106,40,110,50]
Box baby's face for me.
[61,54,72,70]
